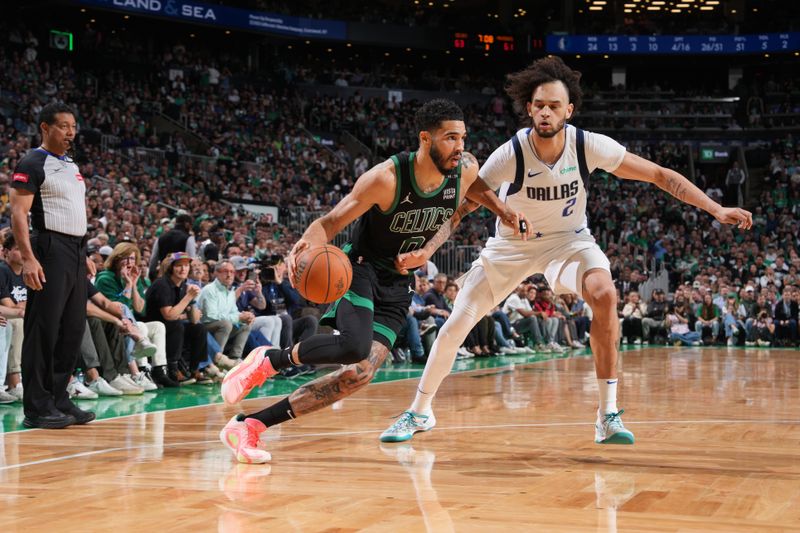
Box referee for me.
[10,103,95,428]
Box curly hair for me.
[505,56,583,121]
[414,98,464,133]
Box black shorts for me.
[320,260,412,349]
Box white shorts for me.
[462,231,610,301]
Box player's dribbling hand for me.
[287,239,311,287]
[713,206,753,230]
[23,257,46,291]
[395,249,430,275]
[498,210,532,240]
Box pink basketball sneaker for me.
[221,346,279,405]
[219,414,271,464]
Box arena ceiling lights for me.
[585,0,723,14]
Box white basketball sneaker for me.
[595,409,635,445]
[379,411,437,443]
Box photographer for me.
[745,292,772,346]
[748,298,776,347]
[255,255,318,376]
[232,255,282,347]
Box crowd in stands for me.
[0,15,799,406]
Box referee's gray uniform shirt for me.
[11,147,87,236]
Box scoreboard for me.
[547,32,800,55]
[452,33,548,54]
[454,33,516,52]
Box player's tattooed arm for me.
[662,174,688,202]
[425,198,480,252]
[659,171,752,228]
[289,342,389,416]
[615,151,753,230]
[393,198,479,275]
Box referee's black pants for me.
[22,232,87,418]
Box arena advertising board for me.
[69,0,347,40]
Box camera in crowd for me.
[258,254,284,284]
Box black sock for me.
[245,398,295,427]
[267,347,294,370]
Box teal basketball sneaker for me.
[595,409,635,444]
[380,411,437,443]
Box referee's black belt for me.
[32,229,88,245]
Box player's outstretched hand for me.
[395,249,430,276]
[287,239,311,287]
[714,207,753,230]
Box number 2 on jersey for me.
[562,197,577,217]
[399,236,426,254]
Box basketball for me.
[293,245,353,304]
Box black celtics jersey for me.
[348,151,461,273]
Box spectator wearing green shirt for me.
[94,242,177,388]
[198,260,254,361]
[694,293,721,340]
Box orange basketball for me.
[293,244,353,304]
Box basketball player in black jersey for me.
[218,99,530,463]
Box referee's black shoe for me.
[22,411,77,429]
[62,405,96,425]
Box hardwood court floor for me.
[0,347,798,532]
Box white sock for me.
[597,378,618,415]
[410,387,434,416]
[408,333,460,416]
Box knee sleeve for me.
[298,302,373,365]
[335,331,373,364]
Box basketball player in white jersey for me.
[381,56,753,445]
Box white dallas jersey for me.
[480,124,626,238]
